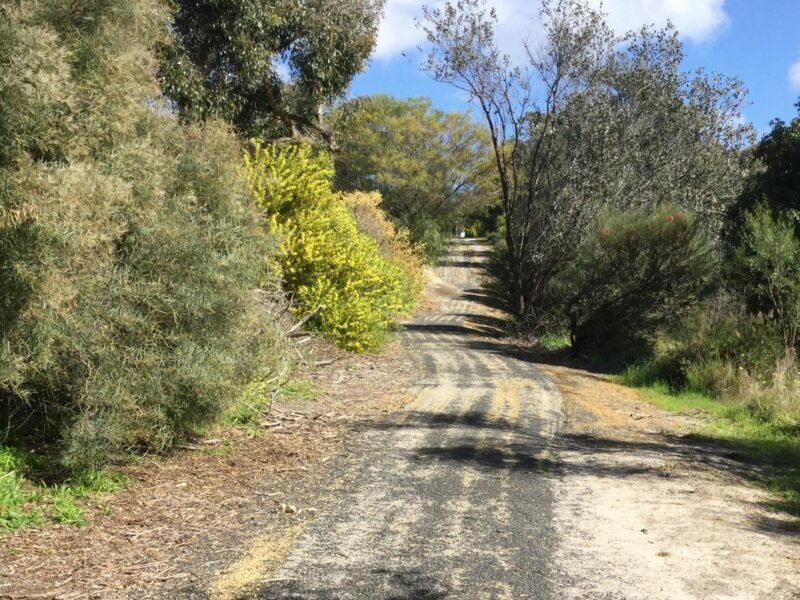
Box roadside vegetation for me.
[418,0,800,513]
[2,0,798,537]
[0,0,434,532]
[332,94,497,259]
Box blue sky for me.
[350,0,800,136]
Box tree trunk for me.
[505,232,526,318]
[568,312,579,356]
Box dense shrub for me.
[630,292,782,391]
[0,1,286,467]
[344,191,426,292]
[732,204,800,350]
[546,206,715,356]
[243,143,417,351]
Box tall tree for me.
[731,100,800,231]
[420,0,751,319]
[333,95,495,237]
[159,0,384,141]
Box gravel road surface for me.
[257,240,563,599]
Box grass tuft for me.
[0,445,125,533]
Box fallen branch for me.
[313,358,342,367]
[287,305,322,334]
[287,331,313,339]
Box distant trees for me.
[730,101,800,233]
[728,102,800,352]
[159,0,384,141]
[421,0,751,328]
[333,95,495,256]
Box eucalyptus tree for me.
[420,0,616,316]
[421,0,752,321]
[159,0,384,142]
[333,94,495,242]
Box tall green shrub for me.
[733,204,800,350]
[546,206,715,356]
[0,0,285,467]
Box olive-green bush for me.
[546,206,715,356]
[0,0,287,467]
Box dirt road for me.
[4,243,796,599]
[249,240,799,600]
[257,241,564,599]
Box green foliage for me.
[463,203,502,237]
[408,217,449,262]
[660,294,785,388]
[229,379,317,425]
[547,207,714,355]
[733,204,800,349]
[333,95,495,254]
[730,101,800,232]
[244,142,417,351]
[159,0,383,140]
[421,0,751,319]
[0,445,127,532]
[0,0,288,467]
[539,334,570,351]
[0,447,46,530]
[49,486,87,526]
[616,290,799,428]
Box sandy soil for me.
[542,363,800,599]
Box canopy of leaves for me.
[333,94,496,251]
[733,205,800,350]
[421,0,752,320]
[159,0,384,140]
[731,101,800,233]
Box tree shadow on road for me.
[256,567,450,600]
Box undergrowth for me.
[0,446,126,533]
[228,378,319,426]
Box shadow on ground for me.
[402,279,800,536]
[257,568,450,600]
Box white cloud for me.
[587,0,728,43]
[790,58,800,91]
[373,0,431,59]
[373,0,729,61]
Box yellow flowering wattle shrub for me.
[344,191,427,293]
[243,142,417,351]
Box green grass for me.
[539,334,570,351]
[0,446,127,534]
[229,378,318,425]
[614,372,800,516]
[49,487,87,527]
[280,380,318,401]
